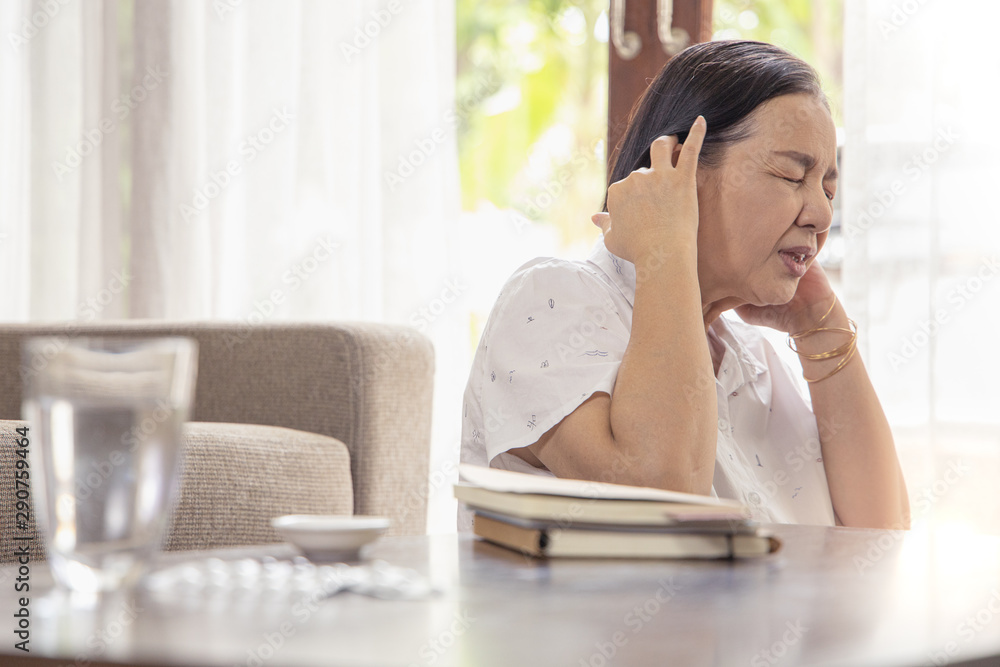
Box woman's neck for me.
[702,297,744,332]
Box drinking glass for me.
[22,337,198,593]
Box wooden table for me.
[3,523,1000,666]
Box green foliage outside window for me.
[456,1,843,248]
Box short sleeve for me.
[472,258,632,465]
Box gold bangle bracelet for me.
[785,296,857,382]
[803,334,858,383]
[788,324,853,341]
[788,319,858,360]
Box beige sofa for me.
[0,321,434,564]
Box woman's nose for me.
[796,187,833,234]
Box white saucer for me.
[271,515,391,562]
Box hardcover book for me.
[457,464,780,559]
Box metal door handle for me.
[611,0,641,60]
[657,0,690,55]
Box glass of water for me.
[22,337,198,593]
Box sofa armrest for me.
[0,322,434,535]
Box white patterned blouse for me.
[460,236,836,529]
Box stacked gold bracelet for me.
[786,297,858,383]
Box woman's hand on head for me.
[735,260,837,334]
[592,116,706,265]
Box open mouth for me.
[778,249,811,277]
[780,251,808,264]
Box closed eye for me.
[782,175,836,201]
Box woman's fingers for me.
[648,134,679,171]
[600,116,705,259]
[646,115,706,174]
[676,115,706,173]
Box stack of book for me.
[455,464,780,559]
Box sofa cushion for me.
[166,422,353,551]
[0,420,353,563]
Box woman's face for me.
[695,93,838,307]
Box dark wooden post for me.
[607,0,713,180]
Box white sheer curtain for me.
[843,0,1000,533]
[1,0,457,321]
[1,0,461,532]
[1,0,122,320]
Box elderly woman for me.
[460,40,910,529]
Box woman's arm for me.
[518,118,719,494]
[791,301,911,529]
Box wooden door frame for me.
[607,0,713,179]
